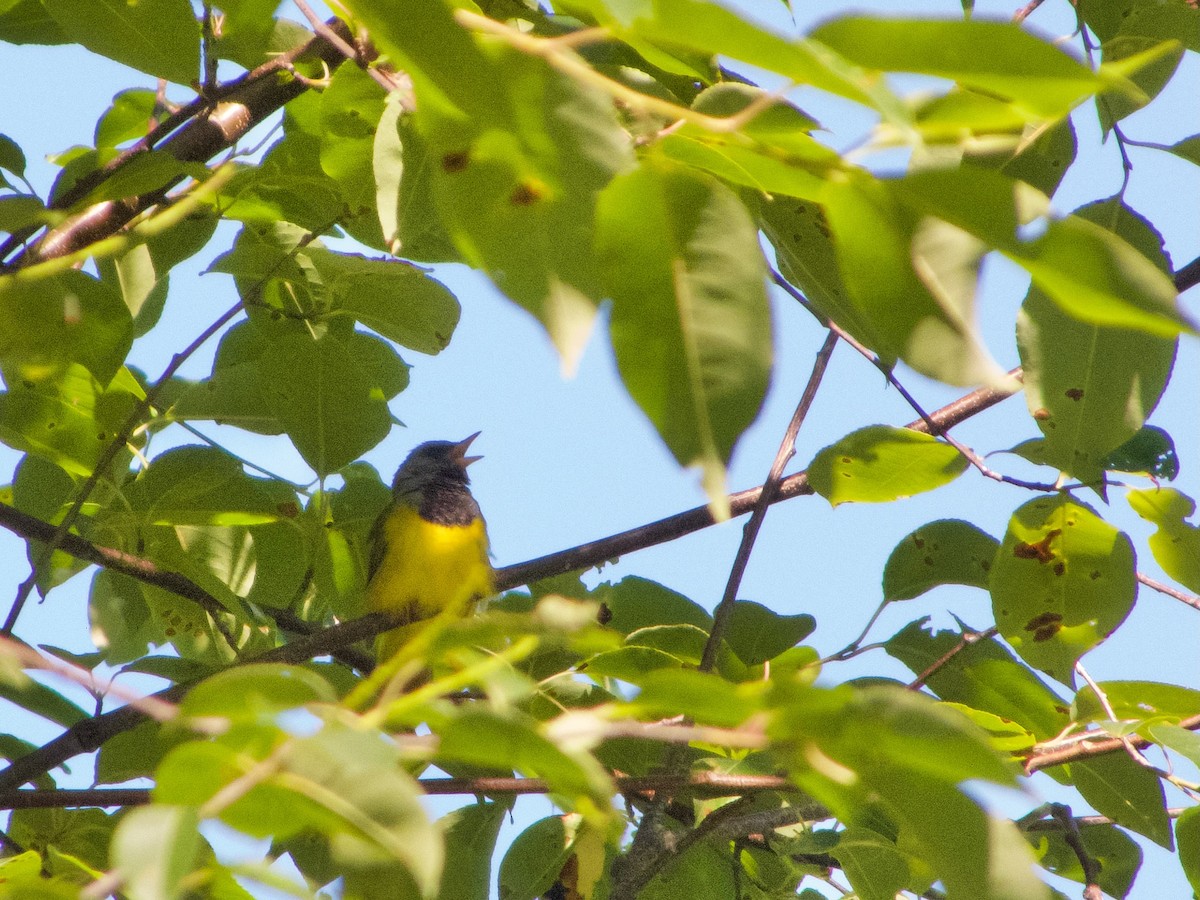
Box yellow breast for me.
[367,504,493,661]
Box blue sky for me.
[1,0,1198,896]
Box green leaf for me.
[281,720,442,894]
[991,495,1135,685]
[89,570,153,663]
[182,664,335,723]
[438,802,507,900]
[1179,806,1200,893]
[596,159,771,512]
[121,445,292,527]
[820,174,1004,386]
[0,666,88,730]
[885,618,1068,741]
[0,194,52,234]
[658,84,836,201]
[1166,134,1200,167]
[860,766,1048,900]
[0,132,27,177]
[596,576,712,636]
[112,805,201,900]
[0,269,133,386]
[319,61,387,220]
[812,17,1118,118]
[1009,213,1194,338]
[96,719,190,785]
[1127,487,1200,591]
[1074,680,1200,725]
[498,815,575,900]
[438,708,611,802]
[601,0,893,111]
[1017,200,1177,482]
[304,247,460,355]
[627,668,760,728]
[1029,822,1141,900]
[1104,425,1178,480]
[1097,34,1183,131]
[1071,753,1172,849]
[883,519,999,600]
[966,118,1077,197]
[1146,723,1200,768]
[939,703,1036,752]
[94,89,158,148]
[0,364,142,477]
[641,838,737,900]
[0,0,69,44]
[723,599,814,665]
[760,196,884,355]
[258,330,393,476]
[10,806,116,874]
[808,426,968,507]
[350,0,634,362]
[41,0,200,84]
[830,827,911,900]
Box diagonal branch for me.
[2,21,355,270]
[495,375,1018,591]
[699,331,838,673]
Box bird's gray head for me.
[391,433,481,498]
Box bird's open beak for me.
[450,431,482,467]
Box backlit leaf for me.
[808,426,968,506]
[991,495,1135,685]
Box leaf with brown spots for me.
[991,494,1134,686]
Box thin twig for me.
[1013,0,1048,24]
[292,0,398,92]
[495,375,1019,592]
[1025,713,1200,774]
[1049,803,1102,900]
[1138,573,1200,611]
[700,331,838,673]
[907,626,999,690]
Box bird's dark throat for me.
[418,478,482,527]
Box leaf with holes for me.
[991,495,1135,685]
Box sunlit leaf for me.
[1127,487,1200,591]
[808,426,968,506]
[991,495,1135,685]
[883,519,998,600]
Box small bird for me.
[366,433,494,663]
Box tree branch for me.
[1,21,354,270]
[700,331,838,673]
[0,613,390,791]
[1024,713,1200,774]
[495,376,1018,592]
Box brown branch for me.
[906,626,999,690]
[1024,713,1200,774]
[1138,573,1200,611]
[1012,0,1048,24]
[1049,803,1102,900]
[700,331,838,673]
[1176,253,1200,293]
[0,612,390,791]
[0,772,809,811]
[3,21,354,270]
[495,376,1018,592]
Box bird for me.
[366,433,494,664]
